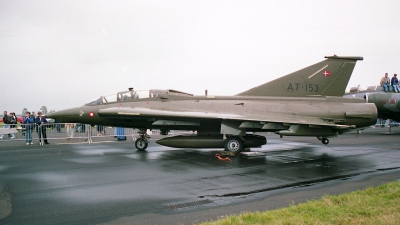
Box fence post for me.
[86,124,92,144]
[39,125,43,145]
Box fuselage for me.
[49,95,377,133]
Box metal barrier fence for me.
[0,123,195,144]
[0,123,139,143]
[375,119,399,127]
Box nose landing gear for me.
[135,129,148,151]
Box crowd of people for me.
[380,73,399,92]
[1,110,49,145]
[2,111,105,144]
[0,111,17,140]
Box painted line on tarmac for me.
[56,140,118,145]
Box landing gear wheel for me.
[322,138,329,145]
[224,137,243,154]
[135,138,148,151]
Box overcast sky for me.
[1,0,400,114]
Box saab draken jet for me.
[48,55,377,153]
[345,85,400,121]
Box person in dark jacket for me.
[1,111,14,139]
[23,111,34,145]
[391,74,399,93]
[36,111,49,144]
[9,112,17,139]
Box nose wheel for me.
[135,129,149,151]
[135,138,148,151]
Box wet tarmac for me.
[1,127,400,225]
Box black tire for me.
[322,138,329,145]
[135,138,148,151]
[224,136,243,153]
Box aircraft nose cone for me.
[46,107,81,122]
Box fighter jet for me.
[48,55,377,152]
[345,85,400,121]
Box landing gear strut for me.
[135,129,148,151]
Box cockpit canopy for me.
[85,89,193,106]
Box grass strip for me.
[200,181,400,225]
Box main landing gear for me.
[224,136,243,154]
[223,135,267,154]
[135,129,148,151]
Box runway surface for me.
[0,127,400,224]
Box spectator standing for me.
[391,74,399,93]
[79,124,86,133]
[0,111,12,139]
[54,118,61,133]
[9,112,16,139]
[97,125,104,136]
[36,112,49,144]
[31,111,38,132]
[23,111,34,145]
[380,73,392,92]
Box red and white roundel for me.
[89,112,95,118]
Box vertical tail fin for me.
[236,55,363,97]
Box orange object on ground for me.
[215,154,230,161]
